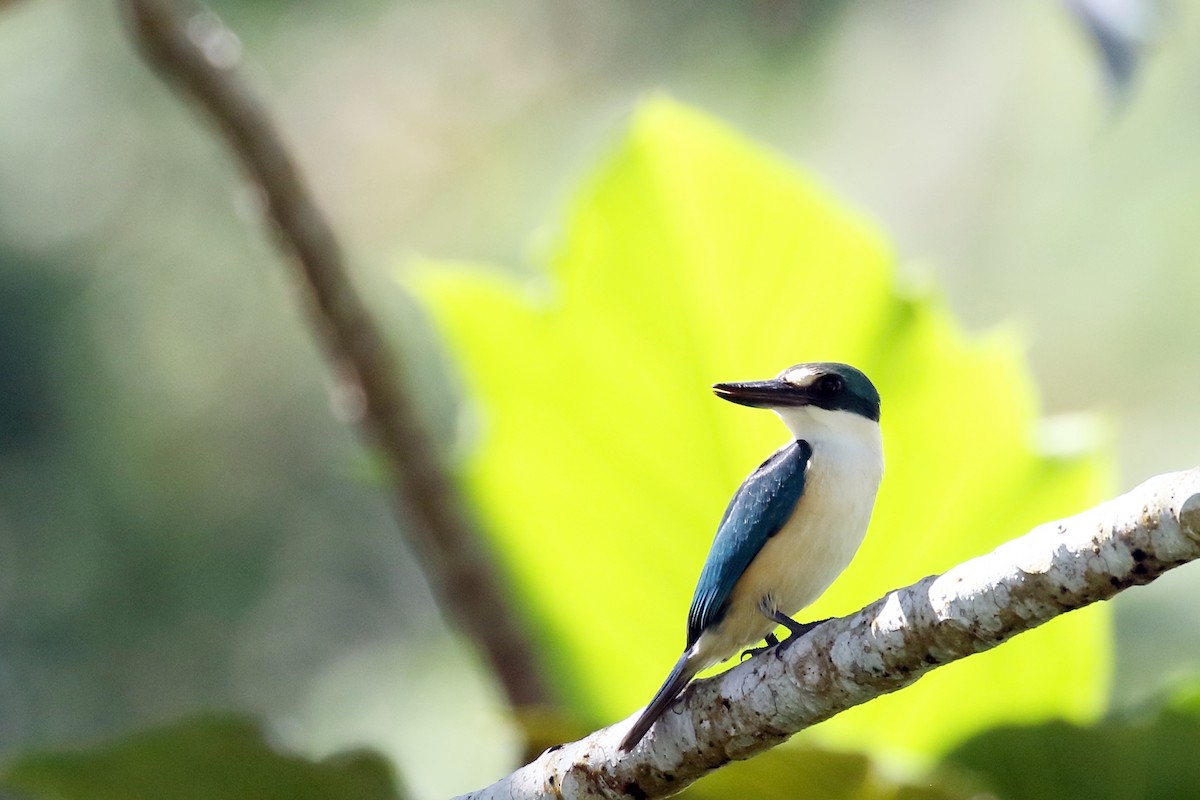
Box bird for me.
[618,362,884,752]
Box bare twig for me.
[458,468,1200,800]
[120,0,551,710]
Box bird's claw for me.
[771,612,830,649]
[739,633,781,661]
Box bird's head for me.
[713,362,880,443]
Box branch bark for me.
[458,468,1200,800]
[120,0,551,710]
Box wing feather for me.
[685,439,811,646]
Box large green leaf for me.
[0,714,403,800]
[411,97,1113,758]
[941,683,1200,800]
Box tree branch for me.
[120,0,552,710]
[458,468,1200,800]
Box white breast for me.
[692,406,883,669]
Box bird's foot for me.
[772,612,830,649]
[739,633,780,661]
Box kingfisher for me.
[618,362,884,752]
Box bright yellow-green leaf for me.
[409,97,1113,759]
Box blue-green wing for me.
[686,439,811,646]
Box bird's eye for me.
[815,374,844,395]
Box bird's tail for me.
[619,651,697,752]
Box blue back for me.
[686,439,812,646]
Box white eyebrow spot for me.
[781,366,817,386]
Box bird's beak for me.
[712,378,806,409]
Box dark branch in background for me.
[459,468,1200,800]
[120,0,551,711]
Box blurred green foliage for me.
[0,253,70,451]
[413,97,1113,759]
[1,714,402,800]
[942,684,1200,800]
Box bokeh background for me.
[0,1,1197,797]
